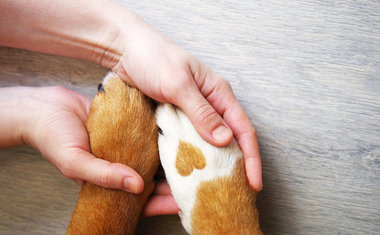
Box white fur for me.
[156,104,242,234]
[102,71,116,85]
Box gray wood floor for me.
[1,0,379,234]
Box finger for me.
[192,68,263,191]
[142,195,180,217]
[60,148,144,194]
[153,180,172,195]
[224,102,262,191]
[237,129,263,192]
[172,81,233,147]
[220,99,262,191]
[219,101,263,191]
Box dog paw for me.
[155,103,243,233]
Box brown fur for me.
[191,158,262,235]
[66,75,159,235]
[175,141,206,176]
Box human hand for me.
[111,17,262,191]
[0,0,261,191]
[0,86,178,216]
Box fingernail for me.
[123,177,139,194]
[211,125,232,143]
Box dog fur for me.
[66,72,159,235]
[156,104,262,235]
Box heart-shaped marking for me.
[176,141,206,176]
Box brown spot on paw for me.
[191,158,262,235]
[175,141,206,176]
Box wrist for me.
[98,2,152,71]
[0,87,35,148]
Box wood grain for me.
[1,0,379,234]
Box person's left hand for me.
[0,86,179,216]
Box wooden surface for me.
[0,0,379,234]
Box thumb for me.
[173,85,233,146]
[60,148,144,194]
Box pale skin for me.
[0,0,262,216]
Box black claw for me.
[97,83,105,92]
[158,127,163,135]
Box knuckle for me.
[222,78,232,90]
[176,70,193,86]
[194,103,219,127]
[59,162,75,180]
[237,122,258,141]
[99,173,111,188]
[216,77,232,92]
[166,72,193,101]
[98,170,112,189]
[247,125,258,139]
[98,163,113,188]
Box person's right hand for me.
[111,17,262,191]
